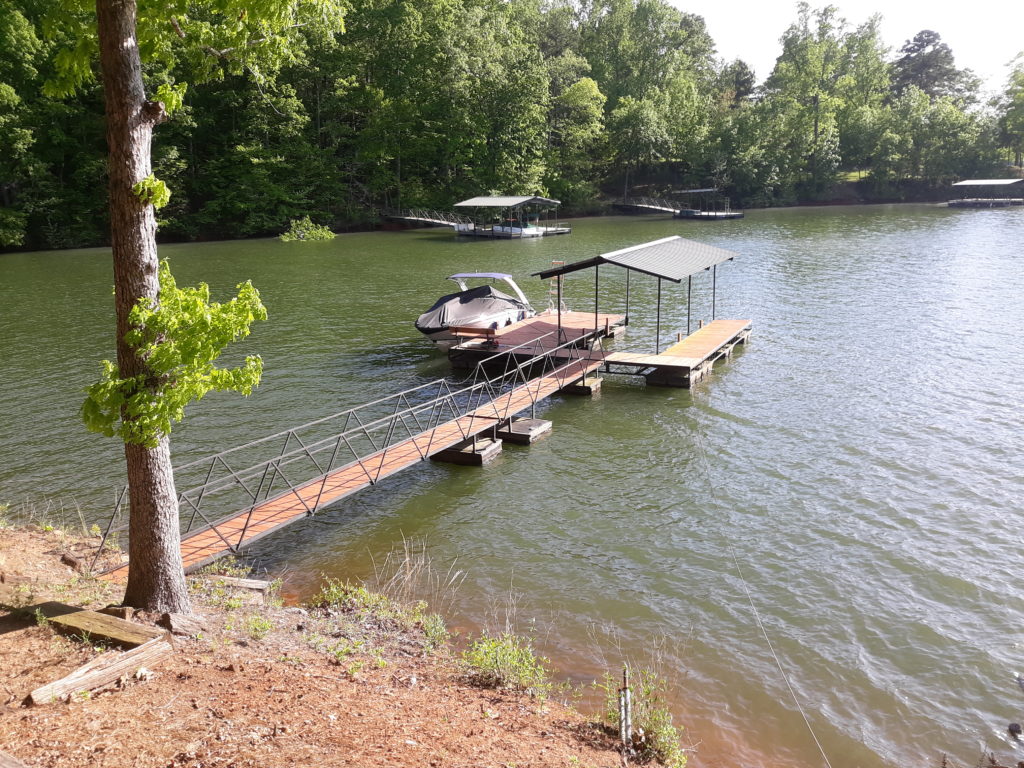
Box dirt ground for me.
[0,527,624,768]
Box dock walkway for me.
[99,336,605,580]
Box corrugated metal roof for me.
[454,196,561,207]
[533,236,737,283]
[952,179,1024,186]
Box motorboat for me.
[415,272,535,346]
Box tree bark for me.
[96,0,191,614]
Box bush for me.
[461,632,550,695]
[279,215,335,241]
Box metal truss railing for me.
[91,329,608,570]
[619,196,681,212]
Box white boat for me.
[415,272,535,347]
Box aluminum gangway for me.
[612,197,681,214]
[381,208,472,227]
[93,330,608,578]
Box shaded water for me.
[2,205,1023,768]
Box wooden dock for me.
[603,318,751,387]
[451,315,750,389]
[99,349,605,580]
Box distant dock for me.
[948,179,1024,207]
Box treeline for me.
[1,0,1023,250]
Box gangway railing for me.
[615,197,681,213]
[90,329,608,571]
[381,208,471,227]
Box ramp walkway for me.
[382,208,471,227]
[96,331,605,578]
[613,197,680,214]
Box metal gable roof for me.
[454,196,561,207]
[952,179,1024,186]
[533,236,737,283]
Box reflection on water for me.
[2,205,1024,768]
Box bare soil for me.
[0,527,623,767]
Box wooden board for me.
[31,601,167,648]
[0,751,29,768]
[28,636,173,705]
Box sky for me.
[683,0,1024,96]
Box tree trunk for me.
[96,0,191,614]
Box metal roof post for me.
[687,275,692,336]
[712,264,717,319]
[625,270,630,326]
[557,275,563,343]
[594,263,600,333]
[655,277,662,354]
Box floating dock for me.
[948,178,1024,207]
[93,236,750,580]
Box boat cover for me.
[415,285,530,333]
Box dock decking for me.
[603,318,751,387]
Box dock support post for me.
[594,263,600,334]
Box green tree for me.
[998,56,1024,167]
[891,30,980,104]
[46,0,344,613]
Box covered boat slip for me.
[453,195,571,237]
[948,179,1024,207]
[452,235,751,388]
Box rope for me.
[692,422,835,768]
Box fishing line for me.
[691,420,835,768]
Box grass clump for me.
[280,215,334,241]
[597,668,687,768]
[244,614,274,641]
[461,631,550,696]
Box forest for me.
[1,0,1023,250]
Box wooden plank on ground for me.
[0,751,29,768]
[28,636,174,705]
[198,575,270,592]
[31,601,167,648]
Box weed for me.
[461,632,550,696]
[265,578,284,608]
[0,502,10,528]
[34,608,51,628]
[244,614,274,641]
[421,613,449,654]
[596,668,687,768]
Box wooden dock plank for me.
[28,636,174,705]
[660,319,751,359]
[31,602,168,647]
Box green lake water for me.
[2,205,1023,768]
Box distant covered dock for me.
[948,179,1024,208]
[452,195,571,237]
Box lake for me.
[2,205,1023,768]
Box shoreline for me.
[0,524,687,767]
